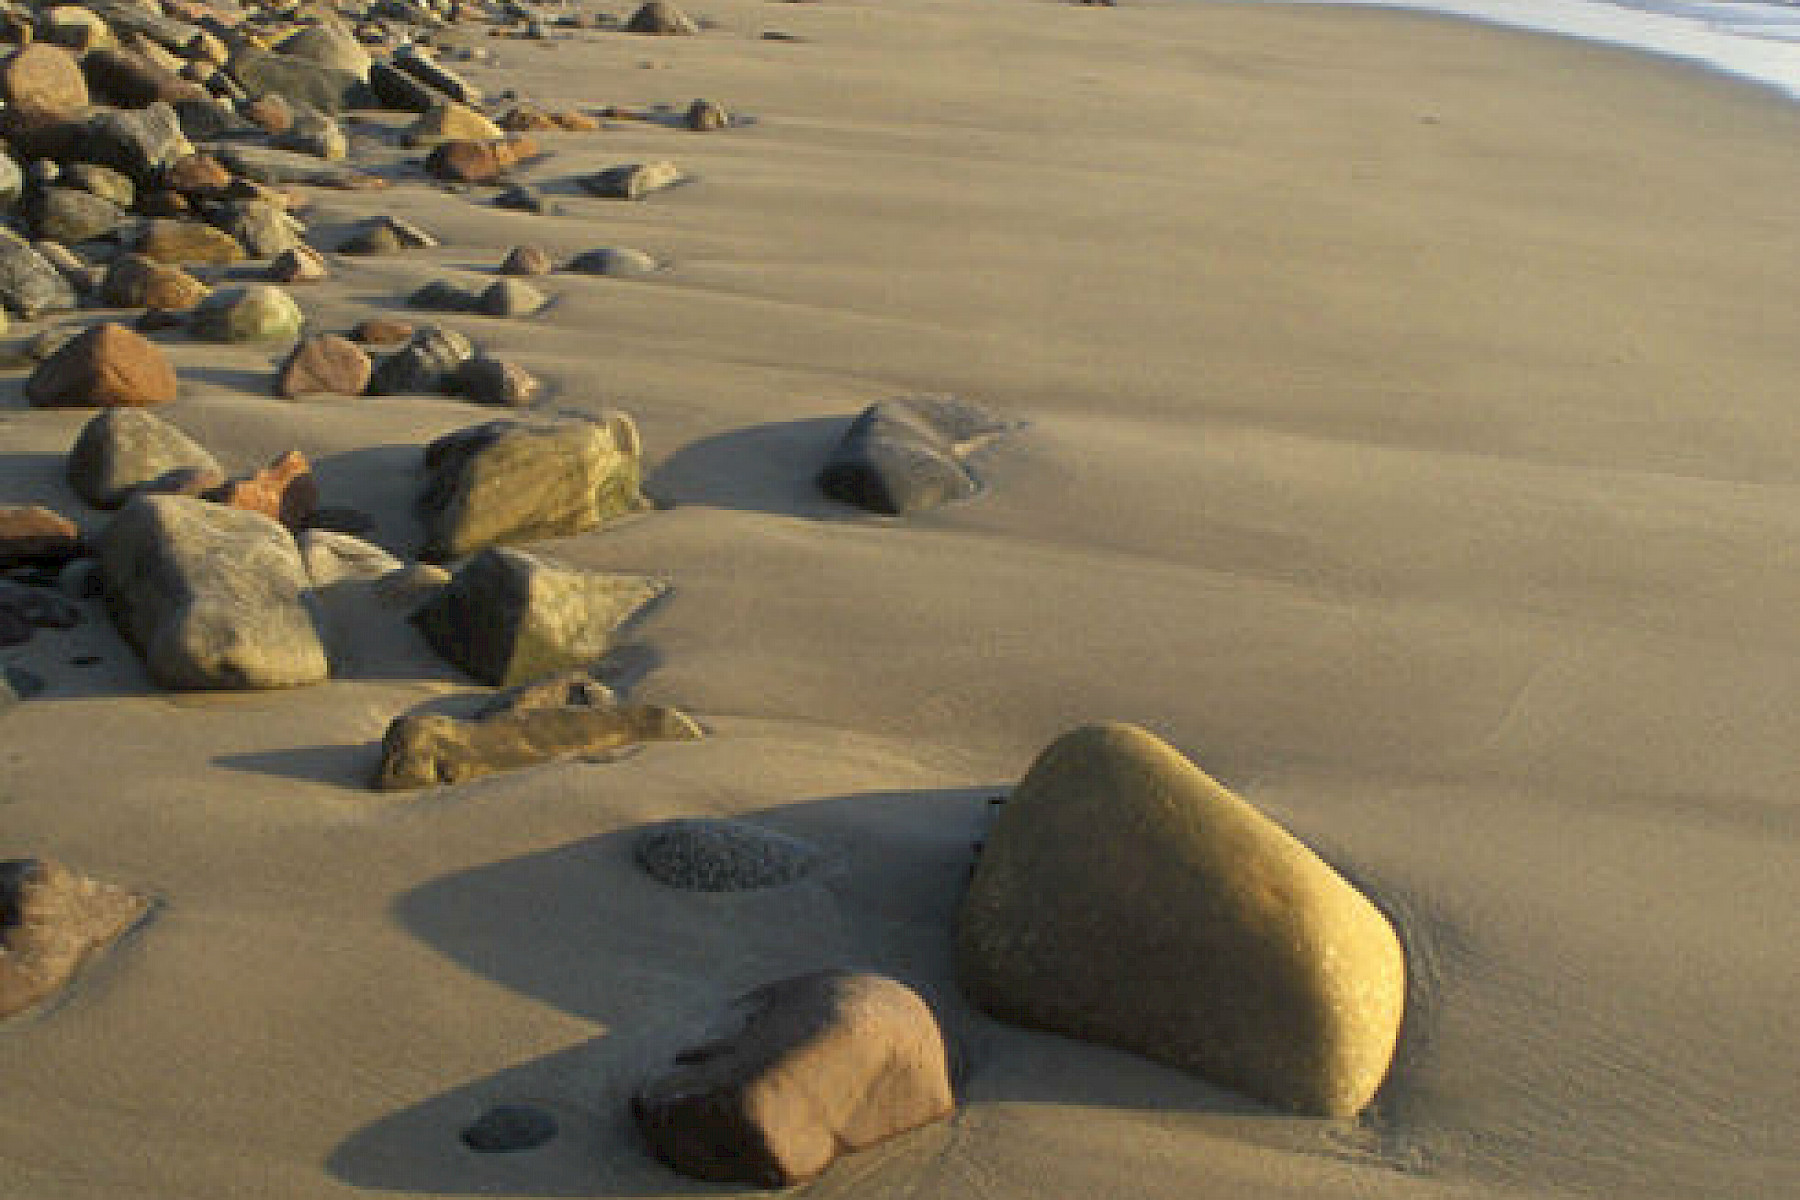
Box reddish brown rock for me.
[243,93,293,135]
[424,135,543,184]
[166,153,233,194]
[276,334,371,399]
[206,449,319,528]
[0,45,88,120]
[350,318,413,346]
[633,971,956,1187]
[0,859,151,1020]
[100,253,209,311]
[0,505,80,569]
[26,323,177,409]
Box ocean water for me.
[1246,0,1800,99]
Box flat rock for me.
[189,284,303,342]
[409,545,664,685]
[276,333,370,398]
[957,722,1407,1118]
[579,160,683,199]
[0,859,150,1021]
[96,493,329,689]
[26,322,177,409]
[367,60,446,114]
[633,971,955,1187]
[368,323,473,394]
[566,246,657,276]
[338,214,438,255]
[461,1105,558,1153]
[635,818,821,892]
[0,506,81,570]
[67,408,221,509]
[817,393,1009,516]
[424,135,540,184]
[82,46,204,108]
[216,143,357,186]
[416,414,645,561]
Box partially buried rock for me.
[135,217,244,265]
[633,971,955,1187]
[267,244,328,284]
[424,135,541,185]
[462,1106,557,1154]
[624,0,700,35]
[493,184,549,214]
[410,544,664,685]
[567,246,658,277]
[67,408,221,509]
[351,317,413,347]
[498,245,552,276]
[957,722,1407,1118]
[369,324,473,394]
[454,355,539,407]
[409,279,479,313]
[205,449,318,529]
[96,493,329,689]
[0,505,80,570]
[0,859,150,1021]
[818,393,1010,516]
[403,99,501,145]
[213,198,305,258]
[100,253,209,310]
[476,278,545,317]
[416,413,646,561]
[26,322,177,409]
[338,214,437,255]
[635,819,821,892]
[189,284,303,343]
[276,334,370,398]
[579,160,683,200]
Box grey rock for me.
[0,229,79,318]
[275,22,374,80]
[339,214,438,255]
[217,143,354,186]
[476,278,545,318]
[635,819,821,891]
[817,394,1010,516]
[228,46,369,113]
[416,414,645,562]
[82,103,194,184]
[2,665,46,710]
[578,160,683,200]
[57,558,105,600]
[566,246,658,277]
[67,409,223,509]
[461,1106,557,1153]
[367,60,447,114]
[408,279,479,312]
[368,324,474,395]
[96,494,329,690]
[28,187,123,245]
[391,43,480,105]
[684,97,728,131]
[173,96,254,141]
[453,355,539,407]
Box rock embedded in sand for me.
[267,244,328,284]
[217,143,358,187]
[0,505,81,570]
[453,355,540,407]
[624,0,700,35]
[633,970,955,1187]
[498,245,552,276]
[408,279,480,313]
[957,722,1407,1118]
[65,163,135,208]
[228,45,367,114]
[579,159,684,200]
[476,278,546,317]
[275,102,347,161]
[189,284,303,343]
[82,45,205,108]
[635,819,822,892]
[351,317,414,347]
[26,322,178,409]
[100,253,209,310]
[684,97,728,131]
[424,135,542,185]
[403,99,501,145]
[410,544,665,685]
[96,493,329,690]
[205,449,319,529]
[276,333,371,399]
[339,214,438,255]
[135,217,245,265]
[0,44,89,119]
[567,246,658,277]
[368,60,446,114]
[67,408,222,509]
[416,413,646,561]
[817,393,1010,516]
[0,858,150,1020]
[493,184,550,214]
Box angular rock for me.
[274,22,372,80]
[100,253,208,310]
[338,214,437,255]
[135,217,244,265]
[211,198,305,258]
[0,228,79,316]
[96,493,328,689]
[227,46,367,113]
[205,449,318,528]
[416,414,645,561]
[579,160,683,200]
[498,245,552,276]
[476,278,544,317]
[367,60,445,114]
[403,99,500,145]
[67,408,221,509]
[567,246,659,277]
[410,545,663,684]
[367,323,472,394]
[173,94,251,139]
[26,322,177,409]
[0,505,81,570]
[453,355,538,407]
[165,152,231,194]
[189,284,303,343]
[244,96,292,135]
[0,859,150,1020]
[817,394,1008,516]
[633,971,955,1187]
[0,151,23,210]
[635,819,821,892]
[276,333,370,398]
[28,187,123,245]
[391,43,479,106]
[267,244,328,284]
[0,44,88,120]
[684,97,727,131]
[83,102,193,183]
[958,722,1407,1118]
[624,0,699,35]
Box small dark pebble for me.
[461,1104,558,1153]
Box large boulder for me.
[957,723,1406,1118]
[26,322,177,409]
[0,44,89,120]
[0,859,150,1020]
[0,229,79,317]
[415,416,645,562]
[96,494,329,689]
[818,394,1009,516]
[227,46,367,113]
[67,408,221,509]
[274,22,373,80]
[374,699,701,790]
[633,971,955,1187]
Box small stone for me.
[461,1105,557,1154]
[0,505,81,570]
[368,324,475,395]
[578,160,683,200]
[0,860,150,1020]
[212,198,305,259]
[26,322,177,409]
[566,246,658,277]
[817,394,1010,516]
[635,819,820,891]
[624,0,699,35]
[66,408,221,509]
[190,284,303,343]
[476,278,545,317]
[0,230,78,317]
[350,317,413,347]
[498,245,552,276]
[275,102,348,161]
[453,355,538,407]
[684,97,727,131]
[267,244,329,284]
[205,449,318,528]
[276,334,371,398]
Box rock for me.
[367,60,445,114]
[0,859,150,1020]
[274,22,372,79]
[28,187,123,245]
[579,160,683,199]
[189,284,303,343]
[0,505,81,570]
[498,245,552,276]
[424,135,540,184]
[26,322,177,409]
[338,214,437,255]
[473,666,617,716]
[0,228,78,316]
[461,1105,557,1154]
[408,279,479,313]
[96,493,329,689]
[624,0,699,35]
[0,44,88,119]
[32,239,92,293]
[267,244,328,284]
[350,317,413,346]
[165,153,231,194]
[684,97,727,131]
[492,184,549,214]
[276,333,370,398]
[633,971,955,1187]
[205,449,318,528]
[374,697,700,788]
[211,198,305,258]
[99,253,208,310]
[83,102,193,183]
[135,217,244,265]
[275,101,347,160]
[409,545,665,684]
[216,143,355,186]
[67,409,221,509]
[416,414,645,562]
[81,46,204,107]
[635,819,820,892]
[566,247,660,280]
[0,151,22,210]
[227,46,367,113]
[246,96,295,135]
[172,95,248,139]
[817,394,1009,516]
[958,722,1407,1118]
[391,42,479,105]
[403,98,500,145]
[64,162,134,207]
[453,355,538,407]
[367,323,472,394]
[42,6,115,54]
[476,278,545,317]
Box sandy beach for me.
[1,0,1797,1197]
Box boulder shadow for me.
[644,416,861,519]
[211,739,385,789]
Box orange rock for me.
[351,318,413,346]
[0,505,80,568]
[424,135,544,184]
[166,153,233,194]
[25,323,178,409]
[206,450,319,528]
[276,334,371,398]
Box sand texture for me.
[1,2,1797,1198]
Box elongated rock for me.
[374,701,700,790]
[957,722,1406,1118]
[96,494,328,689]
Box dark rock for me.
[624,0,699,35]
[0,228,78,317]
[461,1105,557,1153]
[273,22,373,80]
[498,244,552,275]
[338,214,438,255]
[367,324,473,394]
[368,60,448,114]
[173,95,253,140]
[635,819,820,892]
[453,355,538,407]
[578,160,682,199]
[216,142,358,186]
[0,859,150,1020]
[492,184,549,214]
[817,394,1009,516]
[566,246,658,277]
[227,46,369,113]
[684,97,727,131]
[408,279,480,313]
[0,578,81,632]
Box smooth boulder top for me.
[957,722,1406,1118]
[818,393,1011,516]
